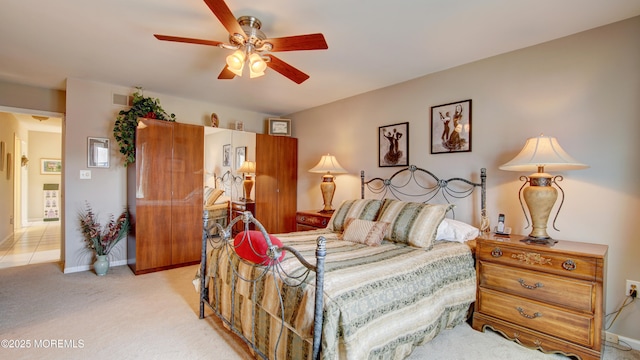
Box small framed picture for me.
[41,158,62,175]
[235,121,244,131]
[222,144,231,167]
[379,122,409,167]
[235,146,246,170]
[268,118,291,136]
[431,99,472,154]
[87,137,110,168]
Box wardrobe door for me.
[255,134,297,234]
[255,134,279,233]
[131,118,173,271]
[277,136,298,233]
[171,123,204,265]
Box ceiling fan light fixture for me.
[226,49,245,75]
[249,53,267,73]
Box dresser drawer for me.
[477,243,598,281]
[478,288,594,347]
[478,262,595,312]
[296,213,330,228]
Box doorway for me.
[0,109,62,269]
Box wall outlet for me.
[605,332,619,344]
[80,170,91,180]
[627,280,639,297]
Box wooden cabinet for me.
[296,210,332,231]
[230,200,255,236]
[472,234,607,360]
[255,134,297,234]
[127,118,204,275]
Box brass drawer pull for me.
[518,278,543,289]
[300,216,306,221]
[516,307,542,319]
[562,259,576,271]
[491,248,503,257]
[321,219,327,225]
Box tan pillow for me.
[205,188,224,207]
[341,218,389,246]
[376,199,453,249]
[328,199,383,232]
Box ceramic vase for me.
[94,255,109,276]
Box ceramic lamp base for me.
[319,174,336,213]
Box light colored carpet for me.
[0,262,637,360]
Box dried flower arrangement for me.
[79,202,129,256]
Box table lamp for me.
[499,134,588,244]
[309,154,347,213]
[237,160,256,202]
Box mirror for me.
[204,128,256,201]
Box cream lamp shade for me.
[309,154,348,213]
[238,161,256,202]
[499,134,588,243]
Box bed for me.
[203,171,244,235]
[199,165,487,360]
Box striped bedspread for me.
[207,229,476,360]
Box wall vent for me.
[112,93,133,107]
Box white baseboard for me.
[63,259,128,274]
[618,334,640,351]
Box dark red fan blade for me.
[154,34,223,47]
[265,55,310,84]
[218,66,236,79]
[203,0,246,38]
[265,33,328,52]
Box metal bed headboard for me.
[213,170,243,200]
[361,165,487,230]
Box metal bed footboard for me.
[200,210,326,360]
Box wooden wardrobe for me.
[255,134,298,234]
[127,118,204,275]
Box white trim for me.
[618,334,640,351]
[63,260,128,274]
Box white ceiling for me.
[1,0,639,116]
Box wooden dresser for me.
[296,210,332,231]
[230,200,255,237]
[472,234,607,360]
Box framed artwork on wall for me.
[235,146,246,170]
[379,122,409,167]
[268,118,291,136]
[87,137,110,168]
[430,99,472,154]
[40,158,62,175]
[222,144,231,167]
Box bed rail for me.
[200,210,326,360]
[361,165,488,231]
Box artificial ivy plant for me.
[113,89,176,167]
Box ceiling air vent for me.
[112,93,133,107]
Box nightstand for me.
[472,234,607,360]
[230,200,255,236]
[296,210,332,231]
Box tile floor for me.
[0,221,60,269]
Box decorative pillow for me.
[328,199,383,232]
[234,230,285,265]
[376,199,453,249]
[205,188,225,207]
[436,218,480,243]
[341,218,389,246]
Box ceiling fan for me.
[154,0,328,84]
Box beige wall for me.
[62,78,275,272]
[27,131,62,220]
[0,113,20,241]
[0,80,65,114]
[291,17,640,341]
